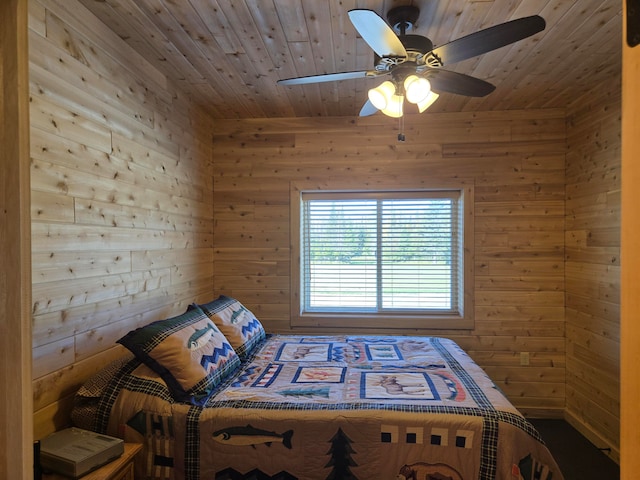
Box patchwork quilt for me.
[94,335,563,480]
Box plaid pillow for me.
[117,306,240,405]
[197,296,266,360]
[76,354,134,398]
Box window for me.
[290,181,474,330]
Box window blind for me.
[301,191,461,314]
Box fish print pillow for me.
[197,296,266,360]
[117,306,240,405]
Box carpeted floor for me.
[528,419,619,479]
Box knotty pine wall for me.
[25,0,622,463]
[30,0,216,438]
[565,82,621,459]
[211,111,568,417]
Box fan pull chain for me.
[398,104,406,142]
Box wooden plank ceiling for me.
[76,0,621,119]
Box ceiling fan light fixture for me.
[404,75,431,104]
[381,93,404,118]
[417,91,440,113]
[277,7,547,131]
[368,80,396,110]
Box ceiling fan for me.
[277,5,546,119]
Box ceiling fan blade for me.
[428,15,545,67]
[348,9,407,58]
[359,99,379,116]
[426,70,496,97]
[278,70,373,85]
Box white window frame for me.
[290,180,474,331]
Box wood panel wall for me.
[29,0,215,439]
[565,75,621,460]
[24,0,624,466]
[211,110,568,416]
[2,0,33,477]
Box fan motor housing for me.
[399,34,433,54]
[373,34,433,71]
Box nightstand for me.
[42,442,142,480]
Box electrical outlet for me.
[520,352,530,366]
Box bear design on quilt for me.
[397,461,463,480]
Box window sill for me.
[291,312,474,330]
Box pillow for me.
[72,354,136,430]
[197,296,266,360]
[117,306,240,405]
[76,353,135,398]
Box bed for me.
[72,296,563,480]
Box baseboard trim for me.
[564,409,620,465]
[519,406,565,419]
